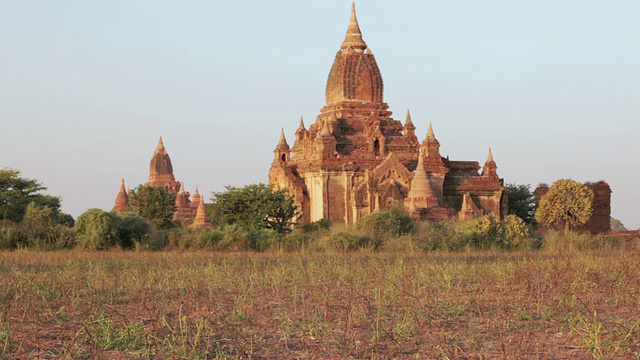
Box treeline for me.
[0,203,626,253]
[1,168,633,252]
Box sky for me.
[1,0,639,230]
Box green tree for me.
[75,208,121,250]
[127,185,177,229]
[505,183,536,225]
[0,168,73,225]
[209,183,298,234]
[20,203,75,249]
[535,179,594,232]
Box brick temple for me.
[113,137,213,229]
[269,4,506,225]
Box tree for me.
[75,208,121,250]
[209,183,298,234]
[127,185,177,229]
[0,168,73,225]
[505,183,536,224]
[20,202,75,249]
[535,179,594,232]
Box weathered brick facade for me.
[269,4,505,225]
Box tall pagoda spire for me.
[156,136,165,151]
[112,178,128,214]
[273,128,290,163]
[341,2,367,52]
[482,148,498,178]
[405,150,438,210]
[426,122,436,140]
[189,196,214,229]
[190,186,201,212]
[405,110,414,127]
[147,136,179,190]
[278,128,289,146]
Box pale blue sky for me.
[1,1,639,229]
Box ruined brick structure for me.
[269,4,506,225]
[533,181,611,234]
[113,137,209,228]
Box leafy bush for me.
[356,206,416,243]
[74,209,121,250]
[247,228,279,251]
[18,203,75,250]
[414,220,465,251]
[213,225,279,251]
[167,228,224,250]
[329,231,380,251]
[0,221,24,250]
[299,219,332,233]
[414,215,531,251]
[116,212,153,249]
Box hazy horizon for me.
[1,1,638,229]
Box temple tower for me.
[189,196,214,229]
[146,136,180,192]
[112,178,129,213]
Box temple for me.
[269,3,506,225]
[112,137,210,228]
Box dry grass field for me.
[1,247,639,359]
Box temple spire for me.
[405,110,414,126]
[487,148,494,163]
[278,128,289,146]
[112,178,129,214]
[426,122,436,140]
[341,2,367,52]
[156,136,165,152]
[298,116,306,130]
[404,149,438,210]
[189,196,214,229]
[482,148,499,178]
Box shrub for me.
[167,228,224,250]
[299,219,332,233]
[414,215,532,251]
[0,221,24,250]
[18,203,75,250]
[216,224,252,251]
[356,206,416,244]
[329,231,380,251]
[414,220,465,251]
[116,212,153,249]
[247,228,279,251]
[74,209,121,250]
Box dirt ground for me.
[1,249,639,359]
